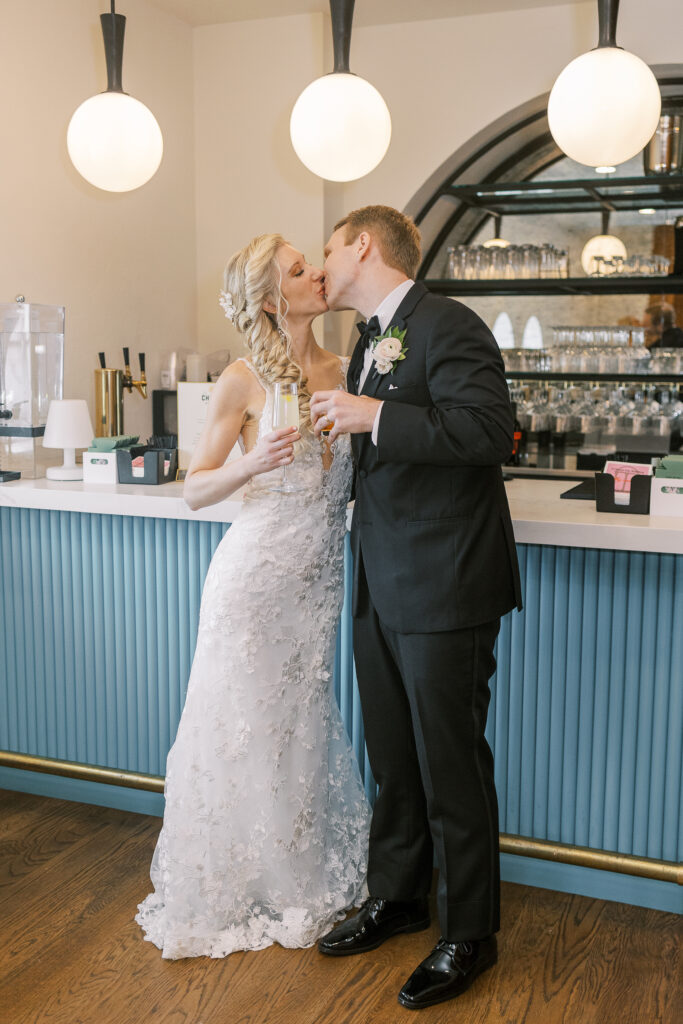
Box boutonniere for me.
[371,327,408,376]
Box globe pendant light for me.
[580,210,627,274]
[290,0,391,182]
[67,2,163,192]
[548,0,661,168]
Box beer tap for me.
[94,348,148,437]
[122,347,148,400]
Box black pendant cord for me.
[494,215,503,239]
[330,0,355,73]
[601,209,611,235]
[596,0,620,48]
[101,2,126,93]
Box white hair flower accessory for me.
[219,290,238,323]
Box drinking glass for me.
[271,381,299,493]
[447,245,466,279]
[521,244,540,279]
[557,249,569,278]
[590,255,605,277]
[490,246,507,279]
[539,244,557,279]
[654,255,671,276]
[505,245,520,280]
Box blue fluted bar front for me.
[0,506,681,910]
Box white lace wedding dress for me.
[136,358,370,959]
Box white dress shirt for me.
[357,279,415,444]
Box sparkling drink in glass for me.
[272,381,299,492]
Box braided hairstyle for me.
[222,234,311,431]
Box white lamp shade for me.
[290,73,391,181]
[492,311,515,349]
[548,47,661,167]
[522,315,544,349]
[67,91,163,192]
[482,237,510,248]
[580,233,627,274]
[43,400,94,450]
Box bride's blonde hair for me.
[222,234,311,430]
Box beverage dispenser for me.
[0,298,65,481]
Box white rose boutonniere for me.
[371,327,408,376]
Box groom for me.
[310,205,522,1010]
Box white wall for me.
[192,13,325,360]
[1,0,196,440]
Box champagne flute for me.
[272,381,299,493]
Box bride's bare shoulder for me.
[211,359,263,409]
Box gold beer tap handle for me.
[132,351,148,399]
[121,348,148,398]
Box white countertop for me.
[505,478,683,554]
[1,476,682,554]
[0,477,244,524]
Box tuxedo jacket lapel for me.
[347,336,365,396]
[360,282,427,399]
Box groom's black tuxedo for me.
[348,281,521,631]
[347,282,522,943]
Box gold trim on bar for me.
[500,833,681,885]
[1,750,680,885]
[0,750,164,793]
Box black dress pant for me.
[353,569,501,942]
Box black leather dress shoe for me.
[397,935,497,1009]
[317,897,430,956]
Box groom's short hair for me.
[334,205,421,278]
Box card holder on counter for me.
[594,472,651,515]
[116,448,177,485]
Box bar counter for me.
[1,476,681,914]
[2,475,683,550]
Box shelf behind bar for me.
[443,175,683,217]
[448,175,683,195]
[424,277,683,296]
[504,371,683,383]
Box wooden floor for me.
[0,790,679,1024]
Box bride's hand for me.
[245,427,300,476]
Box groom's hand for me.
[310,391,381,443]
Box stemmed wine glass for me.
[271,382,299,493]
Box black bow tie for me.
[356,315,381,349]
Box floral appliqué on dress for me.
[136,358,370,959]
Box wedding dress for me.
[136,358,370,959]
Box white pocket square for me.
[388,384,398,390]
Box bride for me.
[136,233,370,959]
